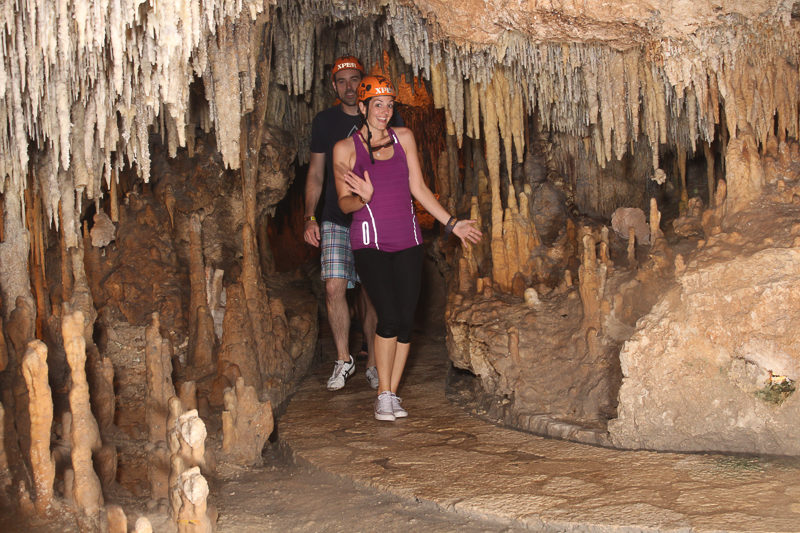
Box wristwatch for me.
[304,215,316,222]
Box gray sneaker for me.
[365,366,379,389]
[327,355,355,391]
[391,393,408,418]
[374,391,396,421]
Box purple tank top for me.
[350,128,422,252]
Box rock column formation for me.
[221,377,274,464]
[145,312,176,502]
[21,340,55,515]
[63,310,104,518]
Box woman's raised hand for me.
[452,219,483,246]
[344,169,374,204]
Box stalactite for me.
[0,189,33,320]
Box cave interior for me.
[1,0,799,530]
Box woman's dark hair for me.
[360,98,376,164]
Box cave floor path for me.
[221,322,800,532]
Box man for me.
[303,56,385,391]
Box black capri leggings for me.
[353,245,423,344]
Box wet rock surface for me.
[281,323,800,532]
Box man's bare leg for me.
[325,277,351,361]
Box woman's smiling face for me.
[362,96,395,129]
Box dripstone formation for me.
[1,0,799,530]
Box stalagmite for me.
[91,355,116,434]
[578,232,607,330]
[134,517,154,533]
[146,312,176,444]
[627,227,638,268]
[168,406,214,531]
[107,504,127,533]
[174,467,214,533]
[0,404,9,493]
[704,141,716,206]
[523,288,540,307]
[217,283,261,394]
[222,377,274,464]
[63,311,104,517]
[180,381,198,412]
[188,213,215,373]
[22,340,55,515]
[0,301,7,371]
[649,198,663,244]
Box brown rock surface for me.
[21,340,55,515]
[63,311,104,517]
[221,377,274,465]
[281,329,800,532]
[610,239,800,454]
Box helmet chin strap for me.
[363,104,375,164]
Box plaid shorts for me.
[321,221,360,288]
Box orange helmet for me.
[357,75,396,102]
[331,56,364,79]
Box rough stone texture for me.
[63,311,104,517]
[0,403,9,497]
[21,340,55,515]
[174,467,214,533]
[86,345,116,436]
[610,245,800,455]
[607,147,800,455]
[106,504,127,533]
[145,313,177,445]
[89,190,188,335]
[221,377,274,465]
[281,329,800,533]
[610,207,650,244]
[447,291,619,441]
[0,302,8,371]
[90,212,116,248]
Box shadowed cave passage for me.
[1,1,800,531]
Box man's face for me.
[333,69,362,106]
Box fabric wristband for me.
[444,216,457,236]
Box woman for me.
[333,75,482,421]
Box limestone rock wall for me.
[610,246,800,454]
[609,164,800,454]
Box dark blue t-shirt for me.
[310,105,404,227]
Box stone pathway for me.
[280,329,800,532]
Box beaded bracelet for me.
[444,216,458,236]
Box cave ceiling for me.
[0,0,798,227]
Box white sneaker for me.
[391,393,408,418]
[327,355,355,391]
[365,366,379,389]
[374,391,396,421]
